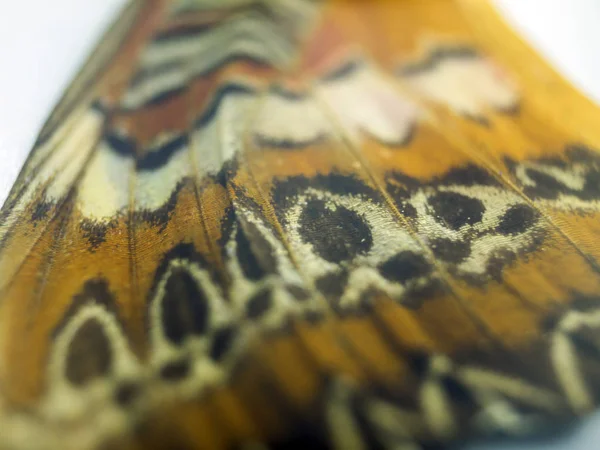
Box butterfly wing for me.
[2,1,600,449]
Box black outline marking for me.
[105,131,137,158]
[321,59,362,83]
[195,82,257,128]
[398,46,481,77]
[254,132,328,150]
[136,134,189,171]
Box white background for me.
[1,1,600,449]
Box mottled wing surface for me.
[2,0,600,449]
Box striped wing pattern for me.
[2,1,600,449]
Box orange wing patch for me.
[2,1,600,449]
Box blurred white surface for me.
[493,0,600,106]
[0,0,124,205]
[1,1,600,449]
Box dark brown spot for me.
[160,359,192,381]
[161,268,210,345]
[246,288,273,319]
[114,381,141,407]
[497,204,538,235]
[210,327,237,362]
[378,252,431,284]
[429,191,485,230]
[65,318,112,386]
[299,199,373,263]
